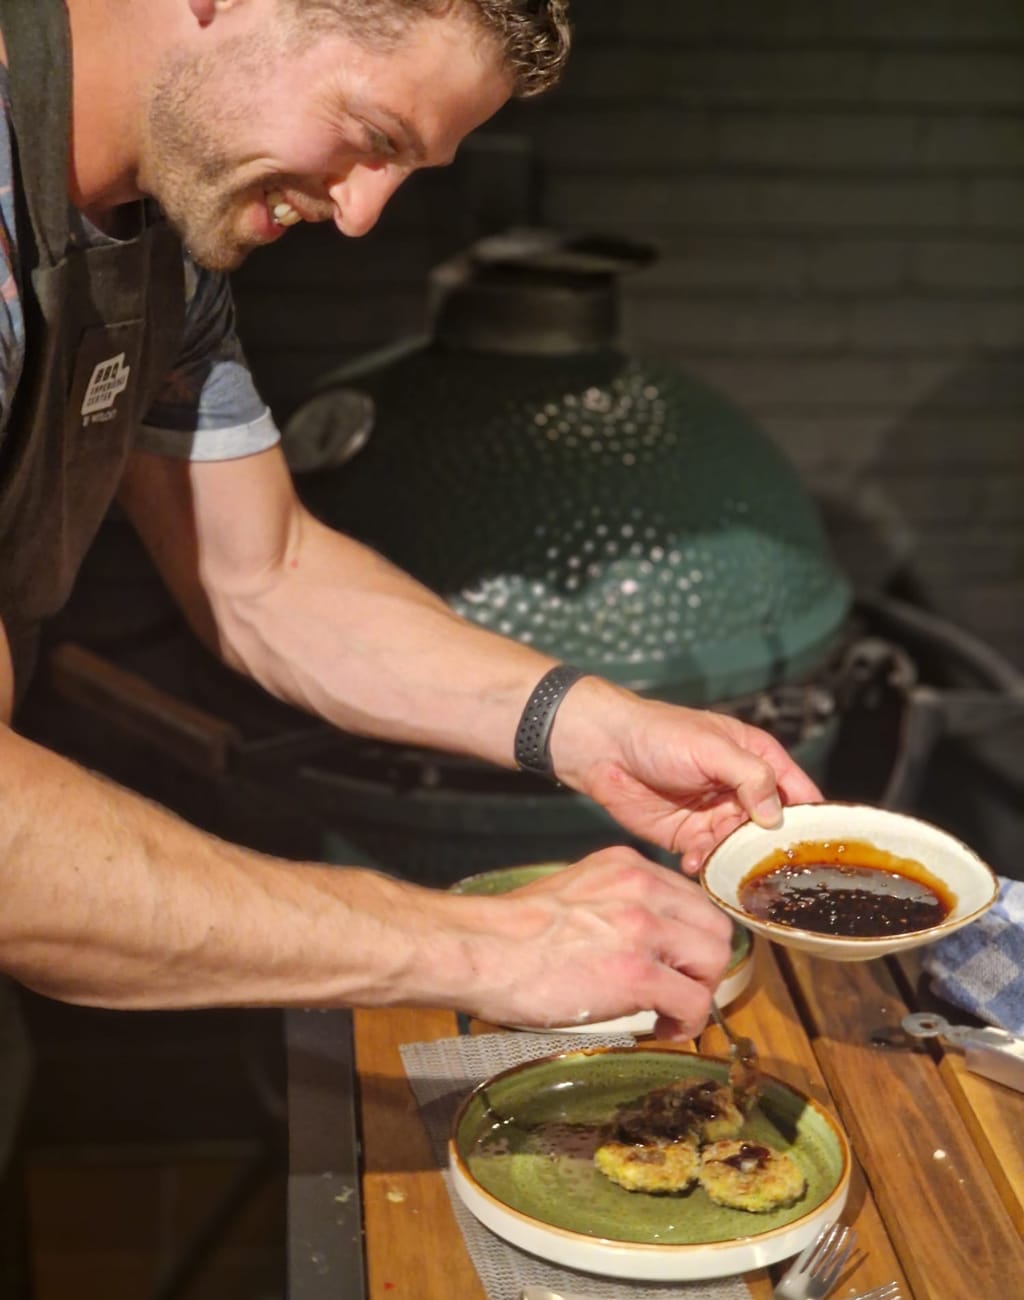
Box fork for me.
[518,1274,900,1300]
[773,1220,856,1299]
[709,998,760,1111]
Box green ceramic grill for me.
[292,231,851,706]
[285,232,852,880]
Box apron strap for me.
[0,0,72,265]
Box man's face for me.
[140,3,512,271]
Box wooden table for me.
[290,939,1024,1299]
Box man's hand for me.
[550,677,822,875]
[440,848,734,1040]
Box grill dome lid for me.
[289,232,852,705]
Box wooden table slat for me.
[893,951,1024,1234]
[352,943,912,1300]
[355,1006,485,1300]
[345,940,1024,1300]
[935,1052,1024,1236]
[784,950,1024,1300]
[707,943,907,1298]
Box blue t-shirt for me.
[0,68,280,463]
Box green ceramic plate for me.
[451,863,753,1032]
[449,1047,850,1281]
[451,863,575,895]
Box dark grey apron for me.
[0,0,186,705]
[0,0,186,1178]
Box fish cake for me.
[594,1137,700,1193]
[699,1139,806,1212]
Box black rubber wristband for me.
[514,664,588,778]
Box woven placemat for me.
[400,1031,750,1300]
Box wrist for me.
[400,891,530,1016]
[545,674,635,792]
[513,664,590,778]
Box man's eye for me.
[363,128,397,158]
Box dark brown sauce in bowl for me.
[737,839,957,938]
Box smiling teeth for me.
[267,190,302,226]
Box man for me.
[0,0,820,1049]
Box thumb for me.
[726,748,783,828]
[739,773,782,827]
[701,728,779,826]
[696,731,784,828]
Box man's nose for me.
[327,165,407,237]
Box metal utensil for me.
[521,1289,597,1300]
[773,1220,856,1300]
[709,998,760,1112]
[519,1268,894,1300]
[903,1011,1024,1093]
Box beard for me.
[140,39,278,271]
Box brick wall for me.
[232,0,1024,668]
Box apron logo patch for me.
[81,352,132,425]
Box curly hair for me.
[285,0,571,98]
[462,0,571,97]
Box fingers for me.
[676,721,824,871]
[696,713,823,821]
[711,741,783,829]
[622,898,732,1033]
[672,724,782,834]
[493,849,733,1032]
[680,834,714,876]
[666,876,733,945]
[679,801,753,874]
[653,1012,699,1043]
[656,921,731,989]
[641,967,714,1040]
[746,728,823,806]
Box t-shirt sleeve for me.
[0,92,25,439]
[137,256,281,461]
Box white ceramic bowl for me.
[701,802,999,962]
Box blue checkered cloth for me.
[922,876,1024,1034]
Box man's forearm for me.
[119,447,582,774]
[210,512,566,768]
[0,726,473,1010]
[116,447,816,884]
[0,729,740,1036]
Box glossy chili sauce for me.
[613,1079,731,1144]
[737,839,956,937]
[717,1143,771,1172]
